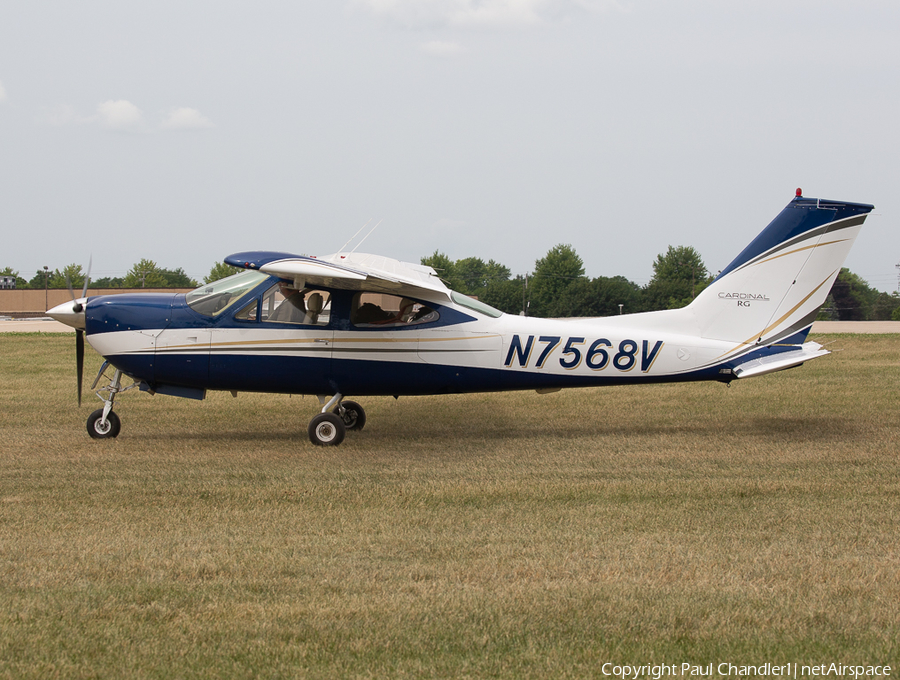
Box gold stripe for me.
[744,237,850,269]
[715,272,834,360]
[200,333,502,351]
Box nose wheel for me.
[87,409,121,439]
[308,394,366,446]
[85,363,138,440]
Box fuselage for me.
[79,276,769,400]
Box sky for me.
[1,0,898,291]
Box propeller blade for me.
[76,329,84,407]
[65,258,91,313]
[66,274,83,314]
[82,255,92,298]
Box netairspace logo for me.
[600,664,892,680]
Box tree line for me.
[0,260,237,291]
[420,245,900,321]
[4,246,899,320]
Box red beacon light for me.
[796,188,803,197]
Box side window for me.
[259,283,331,326]
[350,292,438,328]
[235,299,259,322]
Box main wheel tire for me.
[334,400,366,431]
[308,412,345,446]
[87,409,121,439]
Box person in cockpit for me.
[270,282,307,323]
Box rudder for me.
[687,192,874,347]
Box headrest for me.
[306,293,324,313]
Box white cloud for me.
[96,99,144,130]
[420,40,464,56]
[160,107,215,130]
[354,0,619,29]
[36,100,213,132]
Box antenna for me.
[337,219,372,253]
[350,218,383,254]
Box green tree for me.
[643,245,710,311]
[872,291,900,321]
[452,257,512,296]
[160,267,199,288]
[123,259,168,288]
[547,275,645,318]
[420,251,464,291]
[528,244,586,317]
[828,268,877,320]
[482,276,526,315]
[590,276,645,317]
[49,264,87,290]
[205,262,240,284]
[92,276,124,288]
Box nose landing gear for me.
[85,362,138,439]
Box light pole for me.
[43,266,49,311]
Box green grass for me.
[1,334,898,678]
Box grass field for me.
[1,333,898,678]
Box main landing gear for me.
[308,393,366,446]
[86,362,138,439]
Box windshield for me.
[450,291,503,318]
[186,269,269,317]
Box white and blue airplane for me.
[49,190,873,445]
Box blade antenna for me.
[337,219,372,254]
[350,219,383,254]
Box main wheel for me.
[334,400,366,431]
[87,409,121,439]
[308,412,345,446]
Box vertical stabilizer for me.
[686,193,873,348]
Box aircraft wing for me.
[730,342,830,379]
[224,251,452,299]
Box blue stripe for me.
[118,353,733,398]
[715,197,873,281]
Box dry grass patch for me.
[1,334,898,677]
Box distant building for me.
[0,276,16,290]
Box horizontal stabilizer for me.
[731,342,829,379]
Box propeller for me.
[76,326,84,406]
[65,257,92,406]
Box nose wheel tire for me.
[308,412,345,446]
[333,400,366,431]
[87,409,121,439]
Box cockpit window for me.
[258,283,331,326]
[351,292,438,328]
[186,269,269,317]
